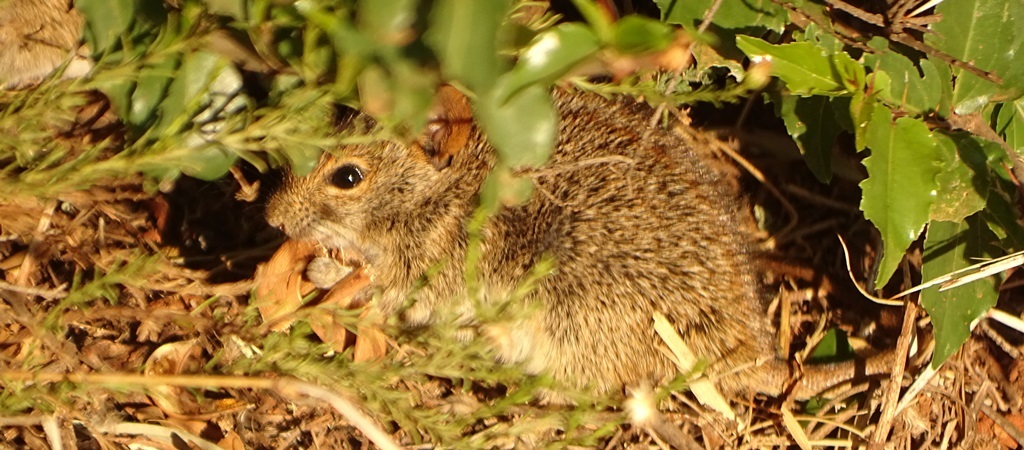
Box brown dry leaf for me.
[313,268,385,362]
[252,240,317,331]
[146,195,171,245]
[353,307,388,363]
[308,266,387,361]
[144,339,205,416]
[84,340,149,371]
[218,431,246,450]
[308,311,352,354]
[994,413,1024,449]
[319,266,371,309]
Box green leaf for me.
[357,0,418,45]
[862,37,950,115]
[478,82,556,167]
[376,53,438,132]
[94,78,136,124]
[921,217,1000,368]
[152,51,229,136]
[927,0,1024,112]
[568,0,613,41]
[146,49,248,194]
[75,0,136,54]
[295,2,371,94]
[996,99,1024,155]
[831,52,865,92]
[204,0,247,20]
[799,22,842,54]
[776,95,838,182]
[691,44,744,78]
[931,132,992,222]
[807,328,853,363]
[282,146,323,177]
[656,0,786,32]
[179,145,238,180]
[128,52,181,128]
[479,163,534,212]
[425,0,510,92]
[849,89,883,152]
[735,37,863,96]
[495,23,600,103]
[859,106,941,287]
[611,16,675,53]
[981,182,1024,250]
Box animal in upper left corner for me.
[0,0,90,89]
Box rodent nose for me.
[266,216,285,232]
[264,199,288,231]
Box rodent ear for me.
[416,85,473,171]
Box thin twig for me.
[0,280,67,299]
[890,31,1003,84]
[821,0,886,27]
[869,301,916,448]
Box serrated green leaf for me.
[849,88,882,152]
[656,0,785,32]
[927,0,1024,111]
[75,0,135,54]
[860,106,941,287]
[931,132,991,222]
[921,217,1000,368]
[691,44,744,78]
[611,16,674,53]
[799,22,842,54]
[831,52,865,92]
[495,23,600,103]
[735,37,861,96]
[776,95,837,182]
[478,82,556,167]
[862,37,947,115]
[926,58,954,118]
[425,0,509,92]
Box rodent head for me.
[265,86,485,268]
[266,139,458,262]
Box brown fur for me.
[266,88,895,398]
[0,0,86,89]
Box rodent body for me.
[0,0,87,89]
[266,88,891,399]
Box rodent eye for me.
[331,164,364,189]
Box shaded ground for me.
[1,93,1023,450]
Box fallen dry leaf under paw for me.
[252,239,317,330]
[253,240,385,361]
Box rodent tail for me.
[785,348,904,400]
